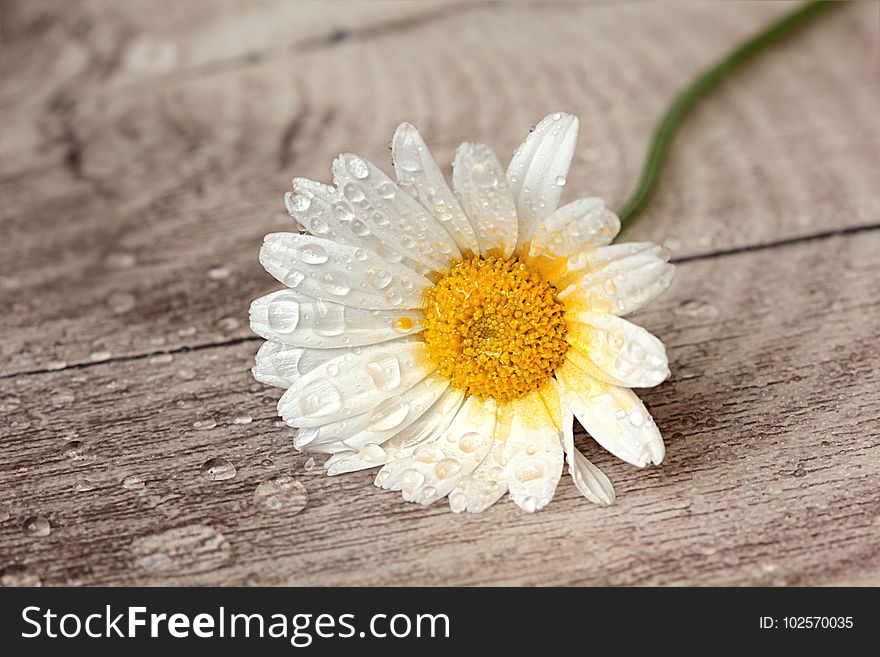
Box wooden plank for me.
[1,1,877,376]
[2,230,877,586]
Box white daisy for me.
[250,112,674,513]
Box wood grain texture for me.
[2,231,878,586]
[1,1,878,586]
[1,1,877,375]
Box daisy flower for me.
[250,112,674,513]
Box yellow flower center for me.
[421,256,568,402]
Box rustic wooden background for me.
[1,0,878,587]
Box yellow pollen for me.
[420,256,568,402]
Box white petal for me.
[307,373,449,463]
[376,395,496,505]
[331,153,459,271]
[560,402,614,505]
[253,341,351,389]
[565,312,669,388]
[506,112,579,250]
[392,123,480,255]
[277,340,432,427]
[324,387,465,475]
[284,178,336,231]
[452,143,518,258]
[496,391,564,513]
[259,233,431,310]
[528,197,620,262]
[559,242,674,316]
[448,442,508,513]
[250,289,423,348]
[556,360,665,467]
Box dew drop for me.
[284,269,306,288]
[384,289,403,306]
[364,354,401,391]
[299,243,329,265]
[434,458,461,480]
[321,270,351,296]
[74,479,95,492]
[299,380,343,417]
[107,291,136,314]
[309,217,330,235]
[395,142,423,172]
[365,267,392,290]
[267,298,300,333]
[303,457,316,471]
[627,411,645,428]
[285,191,312,213]
[313,301,345,336]
[254,476,308,514]
[347,155,369,179]
[675,299,720,319]
[192,419,217,431]
[201,457,237,481]
[207,266,230,280]
[353,247,369,261]
[376,181,397,199]
[399,469,425,494]
[367,396,409,431]
[121,475,145,490]
[22,516,50,537]
[0,564,42,587]
[555,175,567,186]
[459,432,483,452]
[471,162,498,188]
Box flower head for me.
[251,112,674,512]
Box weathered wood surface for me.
[1,1,878,586]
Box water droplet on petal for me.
[365,268,392,290]
[299,243,329,265]
[313,301,346,336]
[459,432,483,452]
[267,298,300,333]
[347,155,369,179]
[364,354,401,391]
[376,181,396,199]
[471,162,498,189]
[434,458,461,480]
[321,271,351,296]
[555,175,567,186]
[299,380,343,417]
[285,191,312,213]
[367,396,409,431]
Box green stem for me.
[617,1,836,233]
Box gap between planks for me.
[2,221,878,381]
